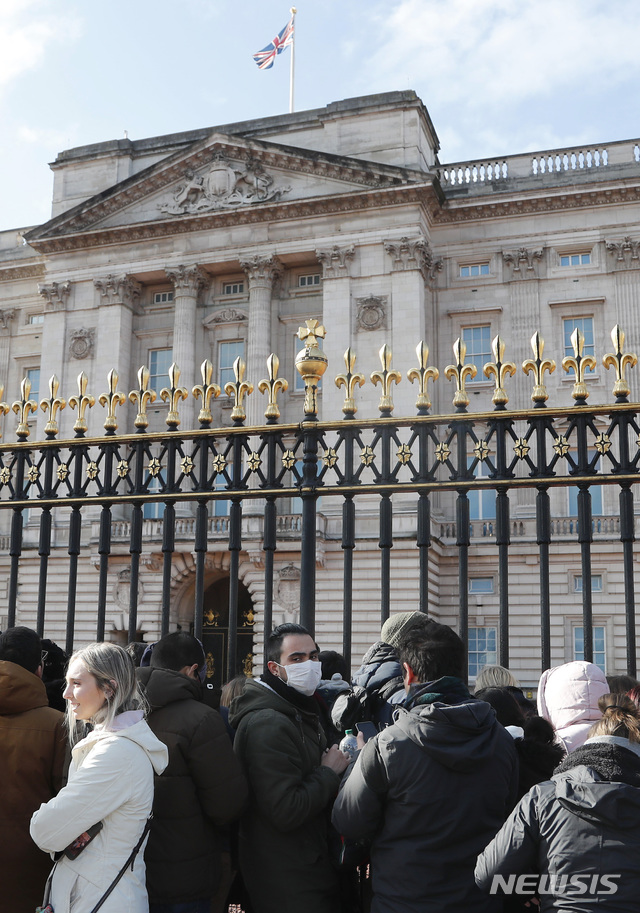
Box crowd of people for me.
[1,612,640,913]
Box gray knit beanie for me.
[380,611,430,649]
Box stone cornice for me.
[0,263,46,282]
[27,185,434,254]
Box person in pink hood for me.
[537,660,609,753]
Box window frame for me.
[148,348,173,393]
[459,263,490,279]
[573,624,606,671]
[468,626,498,678]
[461,324,492,382]
[218,339,246,391]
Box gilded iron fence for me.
[0,319,639,679]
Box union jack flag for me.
[253,15,294,70]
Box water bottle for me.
[339,728,358,760]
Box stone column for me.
[166,265,210,431]
[0,309,15,441]
[38,281,72,439]
[316,245,355,420]
[383,236,441,416]
[93,275,141,433]
[239,255,282,427]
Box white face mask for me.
[278,659,322,697]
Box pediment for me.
[26,132,427,248]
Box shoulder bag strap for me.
[88,814,153,913]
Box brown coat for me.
[0,660,67,913]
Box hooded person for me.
[476,693,640,912]
[537,660,608,753]
[332,621,518,913]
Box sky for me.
[0,0,638,232]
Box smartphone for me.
[356,721,378,742]
[64,821,103,860]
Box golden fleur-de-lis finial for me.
[160,363,189,428]
[12,376,39,439]
[335,347,365,417]
[192,359,221,426]
[371,344,401,413]
[523,332,556,404]
[99,370,126,433]
[0,385,9,438]
[562,327,597,401]
[603,325,637,401]
[225,357,253,422]
[484,335,516,408]
[407,340,439,412]
[258,354,288,421]
[296,319,328,417]
[129,366,157,430]
[68,372,95,435]
[41,375,66,436]
[444,338,477,409]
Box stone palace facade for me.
[1,90,640,688]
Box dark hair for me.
[396,621,465,683]
[475,687,526,728]
[40,639,69,683]
[318,650,349,682]
[589,693,640,743]
[628,685,640,709]
[0,626,41,674]
[606,674,639,695]
[266,623,311,667]
[150,632,205,672]
[125,642,147,667]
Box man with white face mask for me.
[230,623,349,913]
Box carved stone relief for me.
[502,247,544,280]
[208,308,248,324]
[112,567,143,610]
[0,309,15,333]
[39,281,71,311]
[68,327,95,360]
[356,296,387,331]
[276,564,300,612]
[384,236,441,283]
[94,274,141,309]
[316,245,355,278]
[159,153,291,215]
[606,237,640,269]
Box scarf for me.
[405,675,472,710]
[260,668,320,715]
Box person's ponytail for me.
[589,693,640,742]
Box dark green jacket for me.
[229,679,341,913]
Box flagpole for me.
[289,7,296,113]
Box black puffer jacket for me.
[333,680,519,913]
[476,737,640,911]
[137,667,248,904]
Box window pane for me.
[220,341,245,388]
[563,317,594,374]
[469,577,494,594]
[468,626,497,677]
[149,349,172,391]
[26,368,40,400]
[462,325,491,379]
[468,456,496,520]
[574,626,605,670]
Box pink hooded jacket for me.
[536,661,609,753]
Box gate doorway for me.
[201,577,255,691]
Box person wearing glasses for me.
[0,626,67,913]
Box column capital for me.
[502,247,545,280]
[606,237,640,269]
[38,280,71,311]
[384,236,438,281]
[94,274,141,309]
[239,254,283,287]
[165,264,210,296]
[316,245,355,279]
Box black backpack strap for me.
[88,814,152,913]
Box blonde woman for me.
[476,694,640,911]
[31,643,168,913]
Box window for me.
[460,263,490,278]
[149,348,173,392]
[574,575,603,593]
[568,452,603,515]
[223,282,244,296]
[560,253,591,267]
[574,625,606,671]
[469,627,497,678]
[294,335,323,393]
[469,577,494,595]
[461,325,491,379]
[563,317,595,375]
[468,457,495,521]
[27,314,44,325]
[26,368,40,400]
[143,475,164,520]
[219,340,245,389]
[153,291,174,304]
[298,274,321,288]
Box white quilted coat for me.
[30,713,168,913]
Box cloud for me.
[0,0,81,94]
